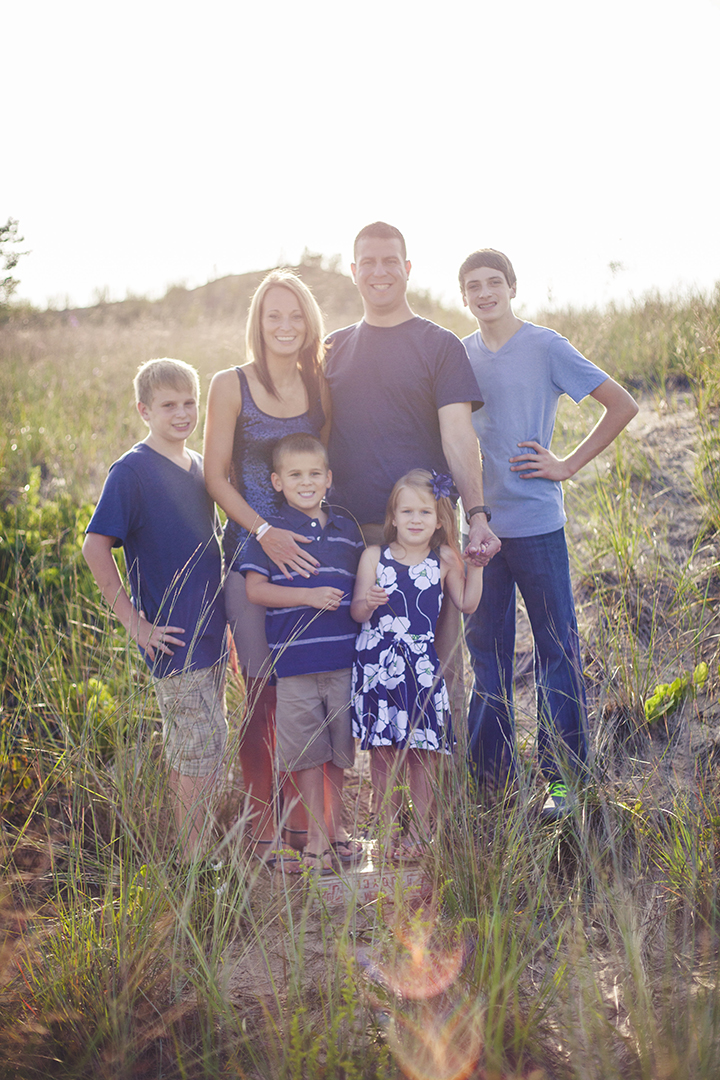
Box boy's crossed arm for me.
[82,532,185,660]
[244,570,344,612]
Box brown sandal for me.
[331,839,364,865]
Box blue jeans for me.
[464,528,588,788]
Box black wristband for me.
[465,504,492,524]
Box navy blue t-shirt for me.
[325,317,483,523]
[239,503,363,678]
[86,443,227,678]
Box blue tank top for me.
[223,367,325,569]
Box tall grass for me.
[1,277,720,1077]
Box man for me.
[459,248,638,817]
[325,222,500,707]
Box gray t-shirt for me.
[463,321,607,538]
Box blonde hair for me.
[133,358,199,406]
[245,269,326,400]
[383,469,460,553]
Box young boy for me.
[240,432,363,874]
[83,358,228,861]
[458,250,638,818]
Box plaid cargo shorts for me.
[153,663,227,778]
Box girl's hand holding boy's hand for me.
[365,584,389,612]
[308,586,345,611]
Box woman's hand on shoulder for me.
[259,526,318,580]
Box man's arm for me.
[438,402,501,565]
[509,377,639,481]
[82,532,185,660]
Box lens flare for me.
[387,1001,484,1080]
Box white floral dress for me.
[351,548,452,753]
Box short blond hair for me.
[133,358,200,407]
[272,432,329,472]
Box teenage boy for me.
[83,358,228,861]
[240,433,364,874]
[459,250,638,818]
[325,222,501,717]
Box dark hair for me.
[383,469,460,554]
[458,249,517,293]
[272,432,329,472]
[353,221,407,261]
[246,269,326,401]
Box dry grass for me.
[1,268,719,1078]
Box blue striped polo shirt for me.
[239,503,363,678]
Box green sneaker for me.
[541,781,572,821]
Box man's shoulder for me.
[412,316,462,342]
[326,316,461,345]
[409,318,468,367]
[373,315,463,349]
[324,321,362,346]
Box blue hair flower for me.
[431,471,457,501]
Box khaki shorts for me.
[154,664,228,778]
[275,668,355,773]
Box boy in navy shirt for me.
[83,358,227,862]
[241,433,363,874]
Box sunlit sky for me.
[5,0,719,317]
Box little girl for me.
[350,469,484,860]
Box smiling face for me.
[137,382,198,447]
[261,285,307,362]
[462,265,516,326]
[351,237,412,322]
[271,450,331,517]
[392,485,440,550]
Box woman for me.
[204,269,330,853]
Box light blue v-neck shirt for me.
[463,321,607,538]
